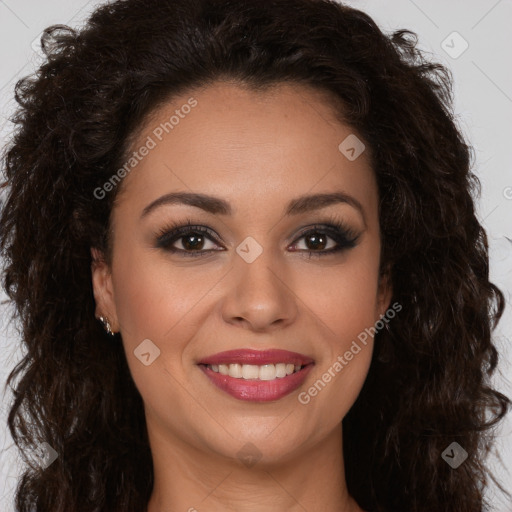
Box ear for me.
[90,247,119,332]
[376,266,393,319]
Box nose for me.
[220,246,298,333]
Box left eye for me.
[290,229,338,252]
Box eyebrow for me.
[141,191,366,223]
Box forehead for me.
[113,80,377,222]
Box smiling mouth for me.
[199,362,310,381]
[196,348,315,401]
[198,362,314,402]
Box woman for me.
[1,0,509,511]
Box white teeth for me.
[241,364,260,380]
[275,363,287,378]
[228,363,242,378]
[207,362,305,380]
[259,364,276,381]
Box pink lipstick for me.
[197,349,314,402]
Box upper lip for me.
[197,349,314,367]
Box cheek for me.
[110,248,208,417]
[111,246,211,344]
[293,250,380,416]
[296,250,382,344]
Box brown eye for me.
[156,225,223,257]
[296,231,335,251]
[289,224,359,256]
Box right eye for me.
[155,223,225,258]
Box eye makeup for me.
[153,214,361,259]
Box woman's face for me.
[92,80,391,465]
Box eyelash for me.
[154,215,360,259]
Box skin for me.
[91,80,391,512]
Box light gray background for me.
[0,0,511,510]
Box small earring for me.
[98,315,115,336]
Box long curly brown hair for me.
[1,0,510,511]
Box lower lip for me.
[198,364,314,402]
